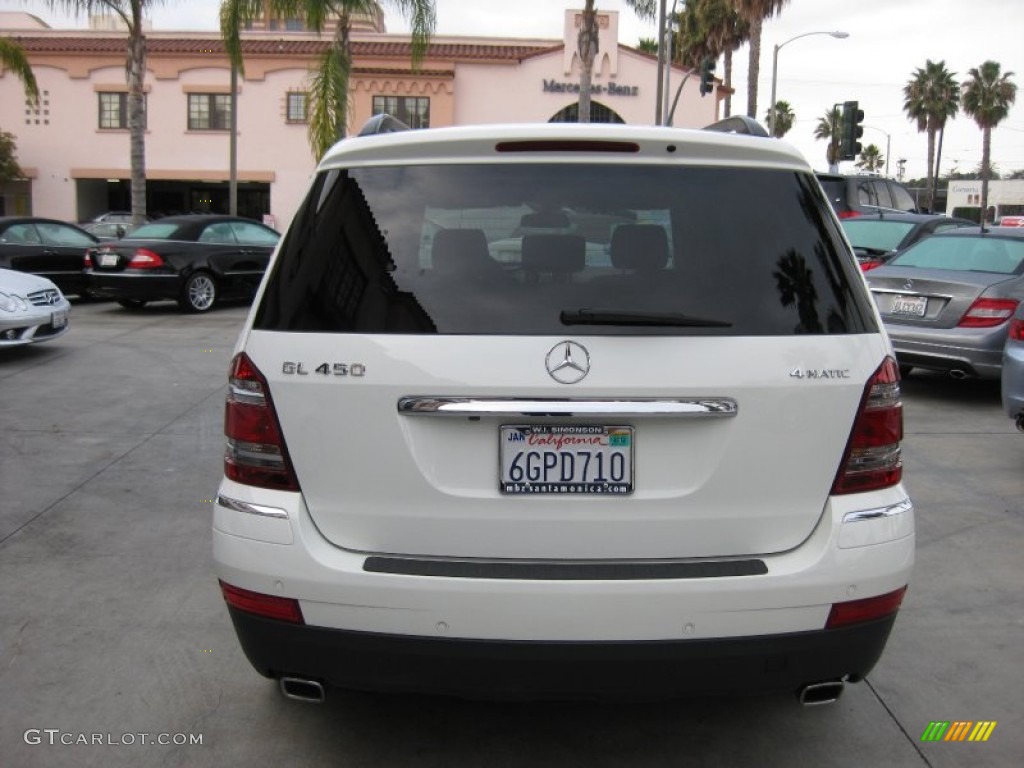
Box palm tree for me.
[577,1,656,123]
[221,1,436,160]
[636,38,659,55]
[856,143,884,173]
[0,37,39,104]
[44,1,161,228]
[680,0,748,118]
[764,100,793,137]
[903,59,959,212]
[961,61,1017,226]
[814,107,842,172]
[736,0,790,119]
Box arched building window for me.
[548,101,625,124]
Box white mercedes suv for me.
[213,119,913,704]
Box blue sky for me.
[3,0,1021,180]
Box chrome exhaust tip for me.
[798,680,845,706]
[279,676,326,704]
[949,369,969,380]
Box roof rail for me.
[702,116,769,138]
[357,114,411,137]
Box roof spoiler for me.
[702,116,769,137]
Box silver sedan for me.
[1003,303,1024,431]
[866,227,1024,380]
[0,268,71,347]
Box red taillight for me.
[84,251,94,268]
[859,259,884,272]
[127,248,165,269]
[826,586,906,629]
[838,210,862,219]
[224,353,299,491]
[958,298,1019,328]
[219,581,304,623]
[1009,318,1024,341]
[832,357,903,495]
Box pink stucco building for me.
[0,9,721,228]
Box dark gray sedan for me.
[866,227,1024,379]
[840,212,975,271]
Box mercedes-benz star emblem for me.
[546,341,590,384]
[903,279,914,291]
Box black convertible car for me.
[0,216,100,297]
[86,215,280,312]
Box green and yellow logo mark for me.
[921,721,997,742]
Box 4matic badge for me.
[790,368,851,380]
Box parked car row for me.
[0,214,279,313]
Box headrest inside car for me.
[610,224,669,271]
[522,234,586,274]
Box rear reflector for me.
[826,586,906,629]
[958,298,1019,328]
[224,353,299,491]
[832,357,903,494]
[219,581,304,624]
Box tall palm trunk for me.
[577,3,598,123]
[336,15,352,139]
[723,49,733,117]
[933,125,944,209]
[127,6,147,229]
[745,16,762,118]
[980,127,992,223]
[924,126,936,211]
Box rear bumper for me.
[885,324,1006,378]
[214,479,915,697]
[226,607,899,699]
[87,272,181,301]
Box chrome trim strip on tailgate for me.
[397,397,738,418]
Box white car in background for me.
[0,268,70,347]
[214,119,914,705]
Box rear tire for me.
[117,299,147,310]
[179,271,217,313]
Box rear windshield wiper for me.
[560,308,732,328]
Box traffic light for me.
[699,58,716,97]
[840,100,864,160]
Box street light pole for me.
[769,30,848,137]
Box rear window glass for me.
[125,223,180,239]
[891,235,1024,274]
[254,164,875,336]
[841,220,916,251]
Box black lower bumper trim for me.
[363,556,768,579]
[225,607,899,700]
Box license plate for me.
[51,309,68,328]
[499,425,633,495]
[99,253,118,268]
[890,295,927,317]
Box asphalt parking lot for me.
[1,300,1021,768]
